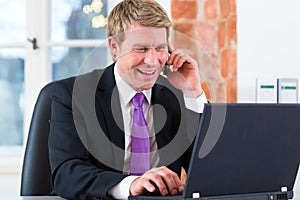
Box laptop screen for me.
[184,103,300,198]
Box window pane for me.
[0,0,26,43]
[51,0,108,41]
[0,49,25,146]
[52,46,110,80]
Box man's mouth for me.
[136,68,156,75]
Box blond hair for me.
[107,0,172,60]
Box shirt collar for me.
[114,64,152,105]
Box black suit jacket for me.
[49,63,200,200]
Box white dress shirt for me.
[109,66,207,199]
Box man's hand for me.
[166,49,203,98]
[129,166,185,196]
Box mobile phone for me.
[163,50,172,75]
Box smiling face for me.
[110,24,169,92]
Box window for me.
[0,1,26,147]
[50,0,110,80]
[0,0,115,159]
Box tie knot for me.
[132,93,145,107]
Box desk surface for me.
[0,197,65,200]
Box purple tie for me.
[130,93,150,176]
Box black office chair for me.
[20,82,55,196]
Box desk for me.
[0,197,65,200]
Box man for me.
[49,0,207,199]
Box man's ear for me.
[108,36,119,56]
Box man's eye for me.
[134,48,147,53]
[156,47,167,52]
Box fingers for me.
[167,49,197,72]
[165,49,203,98]
[130,176,156,196]
[149,167,183,195]
[129,166,184,196]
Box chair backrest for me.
[20,82,55,196]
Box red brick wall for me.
[171,0,237,102]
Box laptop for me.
[128,103,300,200]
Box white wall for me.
[237,1,300,197]
[237,0,300,102]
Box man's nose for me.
[144,49,160,65]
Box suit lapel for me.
[152,84,172,148]
[95,64,125,172]
[152,78,185,166]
